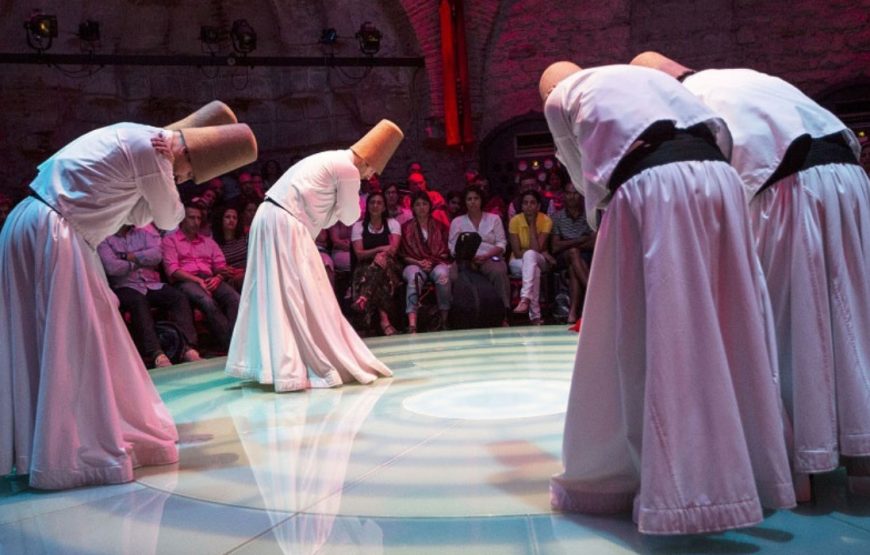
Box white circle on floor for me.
[402,379,570,420]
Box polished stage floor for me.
[3,326,870,554]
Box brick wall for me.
[0,1,867,202]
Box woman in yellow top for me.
[508,189,555,324]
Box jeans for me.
[403,263,451,312]
[115,285,198,358]
[175,280,240,349]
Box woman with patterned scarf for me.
[400,191,452,333]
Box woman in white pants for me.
[508,189,554,324]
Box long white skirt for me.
[225,202,391,392]
[551,161,795,534]
[0,198,178,489]
[752,163,870,472]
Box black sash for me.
[608,122,727,192]
[757,132,858,195]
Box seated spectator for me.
[508,190,554,324]
[191,196,213,237]
[469,173,506,218]
[448,185,511,321]
[212,204,247,291]
[508,171,552,219]
[350,191,403,336]
[97,225,201,367]
[400,191,452,332]
[544,168,568,214]
[328,221,353,273]
[445,190,463,221]
[551,183,596,324]
[260,159,282,191]
[384,182,413,224]
[163,201,240,350]
[238,171,265,204]
[403,171,448,216]
[240,199,260,234]
[316,228,335,287]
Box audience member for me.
[212,204,247,291]
[445,190,463,221]
[260,159,282,190]
[404,171,446,211]
[508,171,552,219]
[550,182,596,324]
[508,189,554,324]
[351,191,403,336]
[544,168,568,213]
[240,199,259,234]
[163,201,240,350]
[97,225,202,367]
[448,185,511,320]
[400,191,452,332]
[471,173,506,218]
[384,182,413,224]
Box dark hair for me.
[463,184,486,204]
[364,191,387,227]
[520,189,542,206]
[212,204,242,244]
[185,199,208,213]
[382,182,400,195]
[446,191,462,203]
[410,191,432,214]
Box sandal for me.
[382,323,398,336]
[513,298,530,313]
[351,296,368,313]
[407,325,417,334]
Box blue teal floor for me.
[3,326,870,553]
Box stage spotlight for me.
[230,19,257,54]
[24,10,58,52]
[319,28,338,45]
[200,25,222,45]
[355,21,381,56]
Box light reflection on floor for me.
[3,326,870,554]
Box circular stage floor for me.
[3,326,870,554]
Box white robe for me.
[225,150,392,392]
[685,69,870,472]
[0,124,183,489]
[544,65,795,534]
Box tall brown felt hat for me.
[181,123,258,184]
[166,101,237,131]
[539,61,582,101]
[350,119,404,175]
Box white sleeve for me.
[127,129,185,231]
[545,95,586,198]
[334,153,362,225]
[388,218,401,235]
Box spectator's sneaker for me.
[182,348,203,362]
[154,353,173,368]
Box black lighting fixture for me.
[319,27,338,45]
[355,21,381,56]
[230,19,257,55]
[24,10,58,52]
